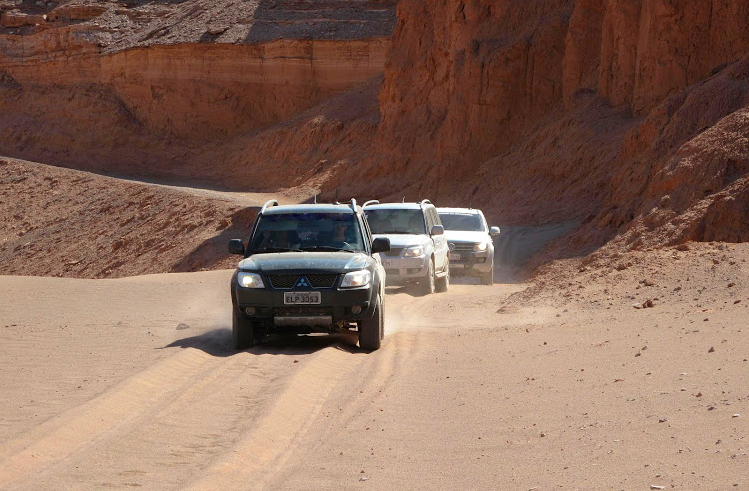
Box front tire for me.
[418,259,435,296]
[435,258,450,293]
[232,309,255,350]
[481,268,494,285]
[359,296,383,351]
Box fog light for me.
[351,306,362,314]
[245,307,256,315]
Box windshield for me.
[365,209,427,235]
[249,212,364,254]
[438,213,485,232]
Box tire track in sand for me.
[0,348,221,489]
[182,345,368,491]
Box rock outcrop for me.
[564,0,749,114]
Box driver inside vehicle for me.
[408,215,424,234]
[330,222,350,247]
[256,229,301,250]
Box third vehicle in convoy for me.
[363,200,450,294]
[437,207,500,285]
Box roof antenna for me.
[402,196,405,203]
[314,193,318,204]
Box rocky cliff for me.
[0,0,396,175]
[2,0,748,270]
[345,0,749,253]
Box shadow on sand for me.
[162,328,361,357]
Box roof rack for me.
[260,199,279,214]
[362,200,379,208]
[349,198,358,213]
[420,199,432,208]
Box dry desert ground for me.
[1,233,747,490]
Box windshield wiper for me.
[376,231,413,235]
[300,246,357,253]
[252,247,303,253]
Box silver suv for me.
[364,200,450,294]
[437,207,500,285]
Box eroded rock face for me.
[0,0,396,152]
[378,0,573,176]
[368,0,749,248]
[564,0,749,114]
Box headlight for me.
[475,242,489,251]
[340,270,371,288]
[403,245,424,257]
[237,272,265,289]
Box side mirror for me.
[490,226,501,236]
[371,237,391,254]
[228,239,245,255]
[430,225,444,236]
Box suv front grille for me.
[450,242,477,252]
[268,274,339,289]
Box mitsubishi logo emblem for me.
[295,276,311,288]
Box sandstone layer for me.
[0,0,396,176]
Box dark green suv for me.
[228,200,390,351]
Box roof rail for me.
[349,198,358,213]
[420,199,432,208]
[260,199,279,214]
[362,200,379,208]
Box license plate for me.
[284,291,321,305]
[382,260,392,267]
[449,252,461,261]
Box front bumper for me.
[448,250,492,275]
[380,255,429,285]
[232,274,376,333]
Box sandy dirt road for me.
[1,243,748,490]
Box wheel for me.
[418,259,435,296]
[232,309,255,350]
[435,258,450,293]
[481,268,494,285]
[359,295,383,351]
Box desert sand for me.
[1,241,746,490]
[2,0,748,489]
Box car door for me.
[429,208,449,272]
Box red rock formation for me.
[2,0,749,269]
[563,0,749,114]
[378,0,573,179]
[0,29,388,139]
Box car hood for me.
[373,234,432,249]
[237,252,373,273]
[444,230,490,243]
